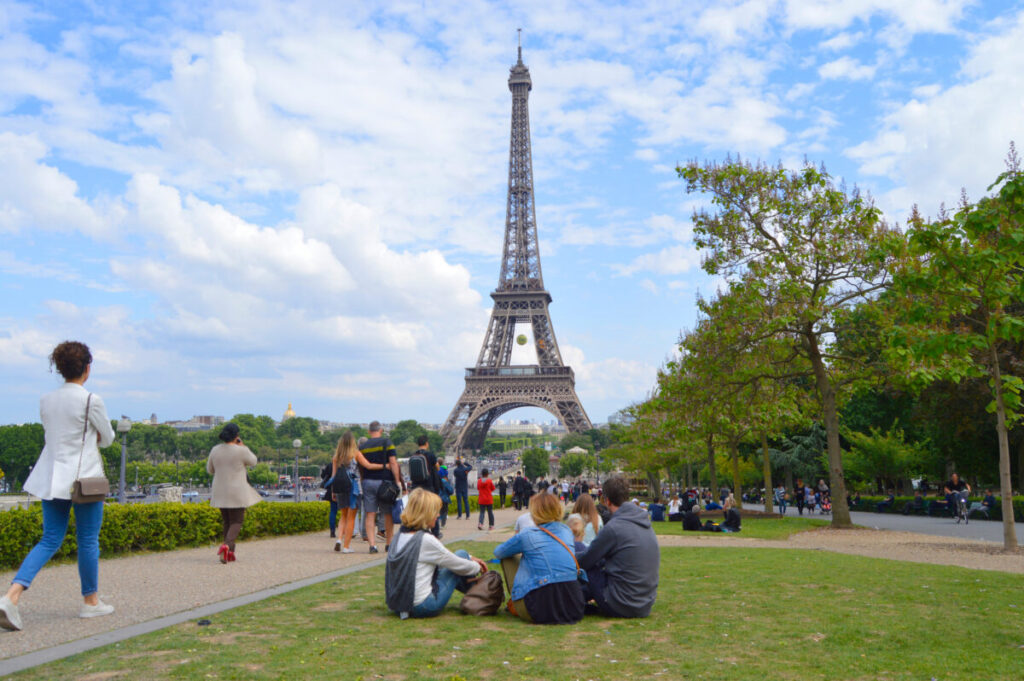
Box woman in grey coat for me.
[206,423,262,563]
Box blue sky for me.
[2,0,1023,427]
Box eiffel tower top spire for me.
[501,33,540,291]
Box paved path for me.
[744,503,1024,543]
[0,505,523,667]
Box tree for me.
[679,158,897,527]
[891,150,1024,549]
[843,425,928,494]
[390,419,426,446]
[0,424,44,490]
[558,450,593,479]
[521,447,549,480]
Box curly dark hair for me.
[49,341,92,380]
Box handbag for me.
[377,479,400,506]
[70,393,110,504]
[459,570,504,615]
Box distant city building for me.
[282,402,296,422]
[164,415,225,433]
[490,422,543,436]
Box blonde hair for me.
[572,493,601,537]
[529,492,564,525]
[566,513,585,541]
[400,488,442,531]
[333,431,357,470]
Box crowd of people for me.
[0,340,662,634]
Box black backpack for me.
[408,452,431,485]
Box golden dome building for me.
[282,403,296,421]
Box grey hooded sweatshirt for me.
[577,501,660,618]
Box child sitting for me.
[566,513,587,554]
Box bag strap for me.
[75,393,93,481]
[537,524,582,573]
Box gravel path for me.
[656,527,1024,574]
[0,507,522,660]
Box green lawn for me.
[9,542,1023,681]
[652,516,831,539]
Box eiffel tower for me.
[440,39,592,455]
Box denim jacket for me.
[494,521,582,601]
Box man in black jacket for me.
[452,458,473,519]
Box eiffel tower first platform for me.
[440,42,592,455]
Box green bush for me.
[0,501,329,569]
[856,495,1024,521]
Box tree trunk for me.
[646,471,662,502]
[730,441,742,509]
[761,431,774,514]
[707,434,718,495]
[807,330,851,527]
[989,343,1018,551]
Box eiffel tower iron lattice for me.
[440,43,592,455]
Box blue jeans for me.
[14,499,104,596]
[455,488,469,517]
[328,499,339,532]
[410,550,472,618]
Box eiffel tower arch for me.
[440,41,591,455]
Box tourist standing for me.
[477,468,495,531]
[207,422,263,564]
[1,341,116,631]
[497,475,508,509]
[794,478,806,515]
[332,431,361,553]
[358,421,403,553]
[452,458,472,519]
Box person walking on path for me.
[477,468,495,531]
[795,478,806,515]
[358,421,403,553]
[207,422,263,564]
[497,475,508,509]
[452,458,473,519]
[332,431,362,553]
[577,475,660,619]
[1,341,116,632]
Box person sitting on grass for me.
[577,476,659,619]
[667,494,684,521]
[682,504,702,532]
[567,514,587,553]
[385,489,488,620]
[722,496,741,533]
[495,492,586,625]
[648,497,666,522]
[571,493,603,547]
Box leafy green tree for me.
[521,447,549,480]
[679,158,897,527]
[390,419,426,446]
[843,425,928,494]
[892,151,1024,549]
[558,451,593,479]
[0,424,44,490]
[559,432,594,453]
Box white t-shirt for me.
[391,532,480,606]
[514,512,536,533]
[668,499,681,514]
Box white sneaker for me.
[79,600,115,619]
[0,595,22,631]
[341,547,354,554]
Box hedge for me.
[855,495,1024,522]
[0,501,328,570]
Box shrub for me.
[0,501,329,569]
[856,495,1024,521]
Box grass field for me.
[9,539,1023,681]
[651,516,831,539]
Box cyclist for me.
[944,473,971,521]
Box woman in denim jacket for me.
[494,492,585,624]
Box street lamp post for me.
[117,417,131,504]
[292,439,301,503]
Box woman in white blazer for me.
[0,341,116,632]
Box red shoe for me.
[217,544,229,564]
[227,550,236,562]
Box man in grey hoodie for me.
[577,475,659,618]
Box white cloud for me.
[818,31,867,51]
[784,0,970,34]
[614,244,702,277]
[819,56,876,80]
[560,343,657,404]
[846,11,1024,219]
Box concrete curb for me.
[0,528,497,676]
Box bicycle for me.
[952,490,969,524]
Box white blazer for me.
[23,383,116,501]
